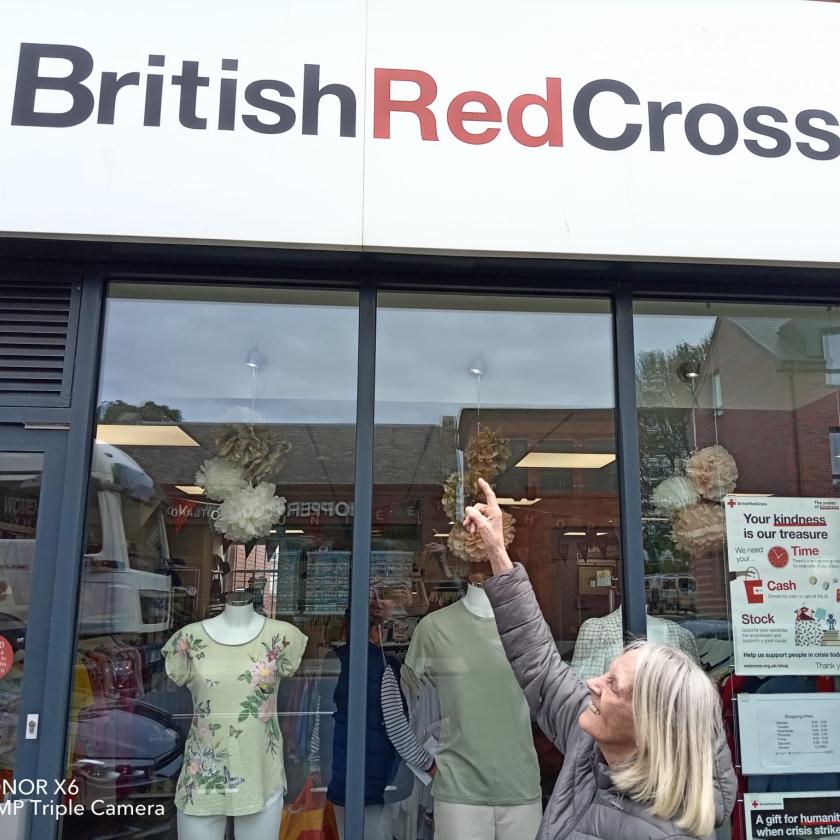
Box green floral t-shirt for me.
[162,618,307,816]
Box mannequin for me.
[461,581,494,618]
[405,578,542,840]
[162,593,308,840]
[203,593,265,644]
[570,605,700,683]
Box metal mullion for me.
[29,272,105,840]
[612,287,647,641]
[345,281,377,839]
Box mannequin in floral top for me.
[162,593,307,840]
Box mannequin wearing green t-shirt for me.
[404,582,542,840]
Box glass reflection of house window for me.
[830,428,840,489]
[711,371,723,417]
[821,332,840,386]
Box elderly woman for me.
[463,478,737,840]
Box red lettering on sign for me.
[373,68,439,140]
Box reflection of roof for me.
[728,318,797,360]
[119,423,454,487]
[727,316,834,366]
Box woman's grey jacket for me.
[484,563,737,840]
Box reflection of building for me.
[698,317,840,497]
[688,316,840,615]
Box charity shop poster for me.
[745,792,840,840]
[725,496,840,675]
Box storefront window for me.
[61,285,359,839]
[634,301,840,840]
[329,293,621,838]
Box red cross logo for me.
[727,498,737,508]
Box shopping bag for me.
[279,777,339,840]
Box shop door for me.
[0,425,67,840]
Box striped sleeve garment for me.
[381,663,434,772]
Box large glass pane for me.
[0,452,43,795]
[343,293,619,838]
[61,285,358,839]
[634,301,840,840]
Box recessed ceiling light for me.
[433,532,450,538]
[563,531,587,536]
[515,453,615,469]
[96,425,200,447]
[496,498,542,507]
[284,529,305,535]
[175,485,206,495]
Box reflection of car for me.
[672,617,730,640]
[675,575,697,614]
[71,698,184,801]
[0,444,173,635]
[81,444,173,634]
[65,697,181,840]
[645,574,697,615]
[645,574,664,612]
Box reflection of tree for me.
[636,337,711,573]
[98,400,183,423]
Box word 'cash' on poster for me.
[745,792,840,840]
[725,496,840,676]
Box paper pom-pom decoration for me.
[216,424,293,484]
[685,445,738,501]
[439,427,516,562]
[440,427,511,521]
[652,476,699,515]
[195,458,248,501]
[448,511,515,564]
[671,502,725,556]
[441,471,464,521]
[215,483,286,542]
[465,427,511,482]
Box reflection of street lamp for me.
[677,361,701,451]
[468,353,487,429]
[245,346,268,412]
[245,346,267,371]
[468,353,487,377]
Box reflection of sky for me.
[99,299,617,424]
[376,309,615,423]
[99,299,360,422]
[633,315,716,355]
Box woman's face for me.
[578,650,638,759]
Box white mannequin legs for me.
[333,804,394,840]
[434,800,542,840]
[177,791,284,840]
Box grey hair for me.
[609,640,723,837]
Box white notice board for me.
[738,693,840,776]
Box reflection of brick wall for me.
[697,395,839,499]
[795,396,837,497]
[696,408,800,497]
[698,318,840,499]
[690,554,728,618]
